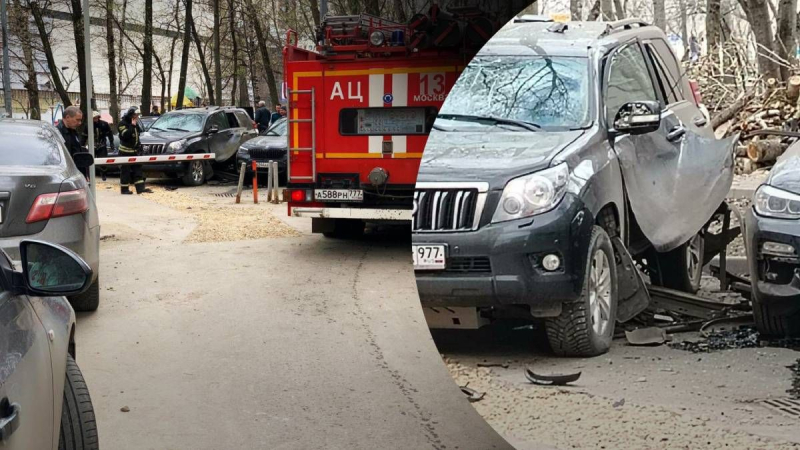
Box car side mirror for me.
[207,125,219,134]
[72,152,94,169]
[19,240,92,296]
[613,101,662,136]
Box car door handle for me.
[667,126,686,142]
[0,401,21,441]
[693,116,708,127]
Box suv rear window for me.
[440,56,591,129]
[0,125,63,166]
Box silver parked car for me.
[0,120,100,311]
[0,240,98,449]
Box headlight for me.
[754,185,800,219]
[167,139,186,153]
[237,146,248,156]
[492,163,569,223]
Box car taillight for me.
[289,189,313,202]
[26,189,89,224]
[689,80,703,106]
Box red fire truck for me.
[283,9,492,237]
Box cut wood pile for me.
[687,42,800,175]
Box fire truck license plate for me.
[314,189,364,202]
[413,245,446,270]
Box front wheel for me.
[182,160,206,186]
[652,232,705,294]
[546,226,618,357]
[58,356,99,450]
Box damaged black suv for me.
[412,19,736,357]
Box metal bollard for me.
[266,160,274,203]
[235,162,247,204]
[252,160,258,204]
[271,161,280,203]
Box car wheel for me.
[653,232,704,294]
[68,278,99,312]
[322,219,365,239]
[58,355,99,450]
[753,299,800,337]
[546,226,618,357]
[182,160,206,186]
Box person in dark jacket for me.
[117,107,152,195]
[254,101,270,133]
[57,106,87,178]
[91,111,114,181]
[270,104,282,126]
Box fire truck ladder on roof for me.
[287,87,316,182]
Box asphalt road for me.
[75,182,517,450]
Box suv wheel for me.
[546,226,618,357]
[653,232,704,294]
[182,160,206,186]
[58,355,98,450]
[753,299,800,337]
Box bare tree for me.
[28,1,70,106]
[142,0,153,113]
[69,0,89,121]
[706,0,723,49]
[191,15,215,104]
[738,0,780,78]
[653,0,666,29]
[106,0,119,127]
[244,0,279,106]
[571,0,582,20]
[10,0,39,119]
[177,0,193,109]
[776,0,797,80]
[213,0,222,106]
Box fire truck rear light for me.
[291,189,312,202]
[26,189,89,224]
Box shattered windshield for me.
[150,113,205,132]
[439,56,591,129]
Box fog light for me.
[542,254,561,271]
[369,31,385,46]
[762,241,796,257]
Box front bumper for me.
[413,194,594,313]
[745,207,800,308]
[0,214,100,282]
[236,154,287,177]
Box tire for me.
[68,278,99,312]
[58,356,99,450]
[322,219,365,239]
[546,226,618,357]
[753,299,800,337]
[653,232,704,294]
[182,160,206,186]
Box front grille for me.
[249,148,285,160]
[446,257,491,273]
[413,183,488,232]
[141,144,165,154]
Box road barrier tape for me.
[94,154,216,165]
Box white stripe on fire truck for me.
[369,74,384,154]
[391,73,408,154]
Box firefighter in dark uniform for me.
[91,111,114,181]
[118,107,152,195]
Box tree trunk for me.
[244,0,279,106]
[393,0,407,22]
[141,0,153,113]
[213,0,221,106]
[706,0,722,48]
[680,0,689,59]
[176,0,192,110]
[653,0,666,30]
[28,1,70,106]
[366,0,380,16]
[69,0,88,122]
[246,31,259,106]
[229,0,238,106]
[614,0,625,19]
[309,0,321,27]
[106,0,119,128]
[588,0,603,20]
[739,0,780,78]
[12,0,39,119]
[238,71,248,108]
[167,1,179,111]
[571,0,582,20]
[190,17,215,104]
[777,0,797,80]
[118,0,127,97]
[602,0,614,20]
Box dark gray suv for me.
[413,19,737,357]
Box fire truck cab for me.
[283,11,488,237]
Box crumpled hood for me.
[418,129,584,188]
[140,129,196,143]
[240,135,286,150]
[767,142,800,195]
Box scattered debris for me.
[120,406,130,412]
[669,326,760,353]
[164,186,179,191]
[699,315,755,338]
[524,367,581,386]
[100,234,116,241]
[612,398,625,408]
[459,384,485,403]
[789,359,800,399]
[477,362,510,369]
[625,327,671,346]
[636,377,647,383]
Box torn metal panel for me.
[614,131,738,252]
[625,327,670,345]
[524,367,581,386]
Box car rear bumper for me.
[745,207,800,310]
[413,194,594,315]
[0,214,100,281]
